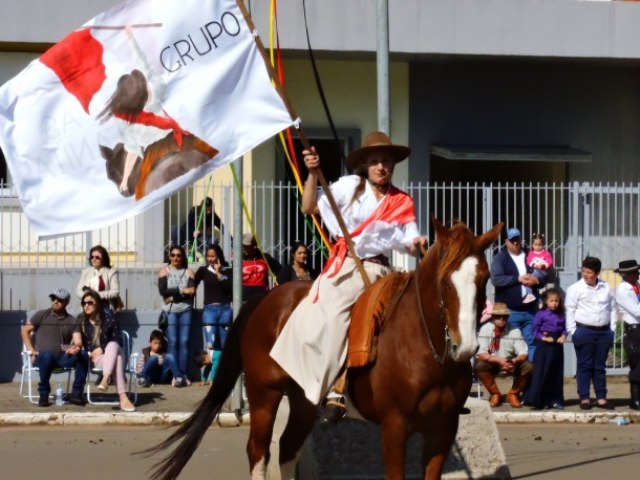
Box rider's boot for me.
[320,371,348,425]
[320,393,347,425]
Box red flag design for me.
[40,28,106,114]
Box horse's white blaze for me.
[251,457,267,480]
[450,256,479,361]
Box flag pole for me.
[236,0,372,288]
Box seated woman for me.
[276,241,317,285]
[79,290,135,412]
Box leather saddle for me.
[347,271,412,368]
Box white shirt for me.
[317,175,420,259]
[477,321,528,358]
[615,281,640,325]
[565,278,617,336]
[509,251,530,298]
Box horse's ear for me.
[475,222,504,252]
[431,215,449,241]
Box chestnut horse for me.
[145,219,502,480]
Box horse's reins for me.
[414,246,450,365]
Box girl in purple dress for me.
[524,288,567,409]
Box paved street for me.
[2,376,640,479]
[1,423,639,480]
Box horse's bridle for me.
[414,253,450,365]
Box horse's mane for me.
[434,222,476,284]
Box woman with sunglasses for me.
[79,290,135,412]
[76,245,122,312]
[158,245,196,387]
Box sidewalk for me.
[1,375,638,426]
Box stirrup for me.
[320,397,347,426]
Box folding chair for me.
[85,330,138,406]
[19,345,72,404]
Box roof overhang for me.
[430,145,592,163]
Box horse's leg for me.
[277,387,317,480]
[381,414,410,480]
[421,418,458,480]
[247,387,284,480]
[423,451,447,480]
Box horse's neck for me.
[417,247,440,304]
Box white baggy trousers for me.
[270,257,389,404]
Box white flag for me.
[0,0,294,237]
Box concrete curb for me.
[0,411,251,427]
[493,411,640,424]
[0,411,638,427]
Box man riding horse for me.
[270,131,428,423]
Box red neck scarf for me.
[489,326,503,354]
[322,185,416,278]
[114,110,188,149]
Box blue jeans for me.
[36,350,88,396]
[508,309,536,361]
[166,308,192,378]
[573,327,614,401]
[138,353,179,384]
[202,303,233,350]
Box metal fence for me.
[2,180,638,371]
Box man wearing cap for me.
[241,233,282,301]
[20,288,88,406]
[475,302,533,408]
[270,131,427,423]
[566,256,617,410]
[490,227,545,362]
[614,259,640,410]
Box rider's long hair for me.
[98,69,148,122]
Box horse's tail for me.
[140,296,264,480]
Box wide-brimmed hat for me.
[615,259,640,274]
[491,302,511,316]
[345,131,411,171]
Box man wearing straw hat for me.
[614,259,640,410]
[270,131,427,424]
[475,302,533,408]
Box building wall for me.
[249,0,640,60]
[408,59,640,183]
[5,1,640,59]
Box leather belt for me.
[362,254,390,267]
[576,322,610,331]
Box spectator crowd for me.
[19,223,640,413]
[21,234,318,409]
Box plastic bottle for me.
[608,416,629,426]
[55,383,64,406]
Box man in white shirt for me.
[614,259,640,410]
[565,256,617,410]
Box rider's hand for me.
[303,147,320,170]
